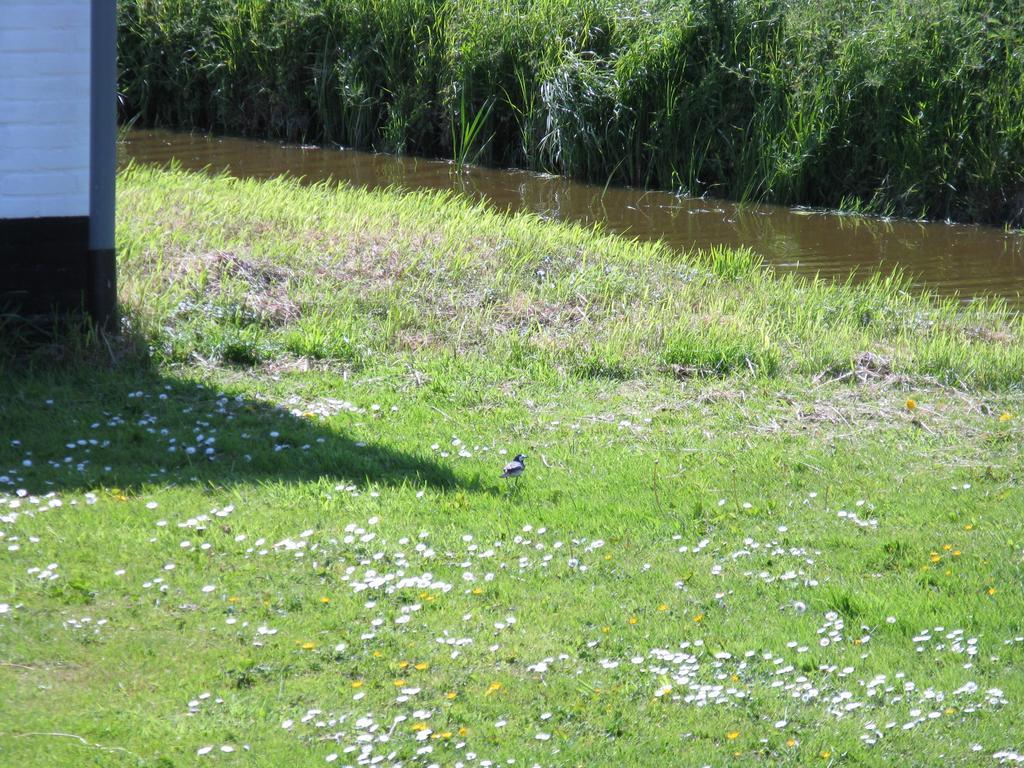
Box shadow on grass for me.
[0,363,463,494]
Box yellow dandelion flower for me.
[604,554,612,561]
[411,722,428,732]
[601,626,611,633]
[320,596,330,604]
[952,550,961,556]
[987,587,997,596]
[399,660,410,669]
[730,674,740,682]
[945,569,952,576]
[821,751,831,759]
[964,523,974,531]
[472,587,484,595]
[628,616,639,625]
[786,739,797,748]
[446,691,457,700]
[944,707,956,715]
[414,662,429,671]
[439,731,453,739]
[693,613,704,623]
[999,411,1012,422]
[458,726,468,737]
[393,679,406,687]
[930,553,941,563]
[227,596,239,603]
[351,680,363,688]
[942,544,952,551]
[726,730,740,740]
[905,398,917,411]
[372,650,383,658]
[657,603,668,612]
[485,681,502,695]
[301,642,316,650]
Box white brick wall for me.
[0,2,91,219]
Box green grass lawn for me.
[1,167,1023,767]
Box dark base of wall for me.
[1,217,116,328]
[88,247,117,329]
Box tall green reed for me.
[118,0,1024,226]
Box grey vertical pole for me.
[89,0,117,330]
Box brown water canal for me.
[122,129,1024,306]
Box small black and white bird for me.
[501,453,527,479]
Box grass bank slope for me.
[116,165,1024,388]
[1,169,1023,767]
[119,0,1024,225]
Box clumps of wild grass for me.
[118,0,1024,226]
[117,166,1024,389]
[664,324,781,379]
[145,251,294,366]
[812,351,893,386]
